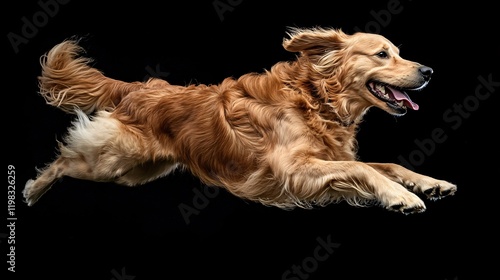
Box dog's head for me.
[283,27,432,117]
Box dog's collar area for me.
[340,119,355,127]
[320,103,357,128]
[283,82,355,127]
[283,80,328,102]
[334,116,356,127]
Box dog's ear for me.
[283,27,348,56]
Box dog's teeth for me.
[376,84,386,94]
[394,100,405,108]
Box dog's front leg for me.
[366,163,457,201]
[285,160,427,214]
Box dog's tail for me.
[38,39,148,114]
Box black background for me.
[5,1,498,279]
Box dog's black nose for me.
[419,66,433,81]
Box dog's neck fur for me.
[276,57,368,128]
[233,57,363,160]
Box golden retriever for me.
[23,27,457,214]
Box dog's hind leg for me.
[23,155,178,206]
[24,108,179,205]
[23,155,95,206]
[115,159,179,186]
[24,109,139,205]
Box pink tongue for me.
[389,87,419,110]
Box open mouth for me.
[367,81,420,114]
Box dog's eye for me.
[376,51,389,58]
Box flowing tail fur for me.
[38,39,167,114]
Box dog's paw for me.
[421,181,457,201]
[406,179,457,201]
[382,186,427,214]
[387,202,426,215]
[23,179,35,206]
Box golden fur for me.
[23,27,457,213]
